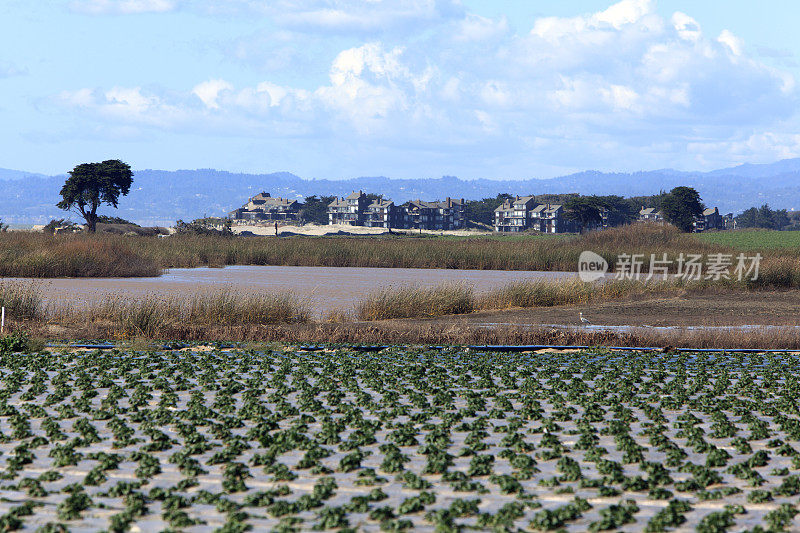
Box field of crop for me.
[1,347,800,531]
[695,230,800,251]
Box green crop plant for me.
[0,347,800,529]
[529,497,591,531]
[644,499,692,532]
[590,499,639,531]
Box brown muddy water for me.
[15,265,577,317]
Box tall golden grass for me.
[356,284,475,321]
[476,278,656,310]
[359,270,800,322]
[7,223,797,281]
[91,291,312,337]
[7,283,310,338]
[352,278,687,321]
[0,282,43,320]
[748,256,800,289]
[0,232,160,277]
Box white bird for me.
[579,312,590,324]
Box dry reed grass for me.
[747,256,800,289]
[97,291,312,337]
[355,283,475,320]
[0,281,43,320]
[0,232,160,277]
[353,278,682,321]
[476,278,667,310]
[29,319,800,350]
[7,283,311,338]
[2,224,800,289]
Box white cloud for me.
[53,0,799,176]
[271,0,464,34]
[57,88,95,107]
[593,0,652,28]
[601,84,640,112]
[56,86,186,128]
[192,79,233,109]
[688,131,800,166]
[256,82,289,107]
[76,0,465,33]
[454,14,508,42]
[105,86,157,113]
[314,43,431,133]
[70,0,175,14]
[718,29,744,56]
[672,12,701,42]
[531,0,656,42]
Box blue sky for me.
[2,0,800,179]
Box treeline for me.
[736,205,800,230]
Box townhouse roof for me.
[439,197,464,207]
[407,199,438,209]
[247,192,298,209]
[254,197,297,207]
[512,195,536,206]
[407,198,464,210]
[346,190,365,200]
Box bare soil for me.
[410,289,800,328]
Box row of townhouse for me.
[229,191,466,230]
[228,192,302,222]
[228,191,730,233]
[328,191,466,230]
[638,206,731,231]
[493,196,579,233]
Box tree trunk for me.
[86,201,99,233]
[86,209,97,233]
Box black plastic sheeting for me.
[54,344,116,350]
[300,344,798,354]
[45,343,799,354]
[470,345,799,354]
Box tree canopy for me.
[736,204,791,230]
[464,194,513,227]
[563,195,605,232]
[300,195,336,225]
[660,186,704,232]
[56,160,134,233]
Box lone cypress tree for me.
[56,160,133,233]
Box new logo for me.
[578,250,608,282]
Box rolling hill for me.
[1,160,797,226]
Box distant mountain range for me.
[2,160,799,226]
